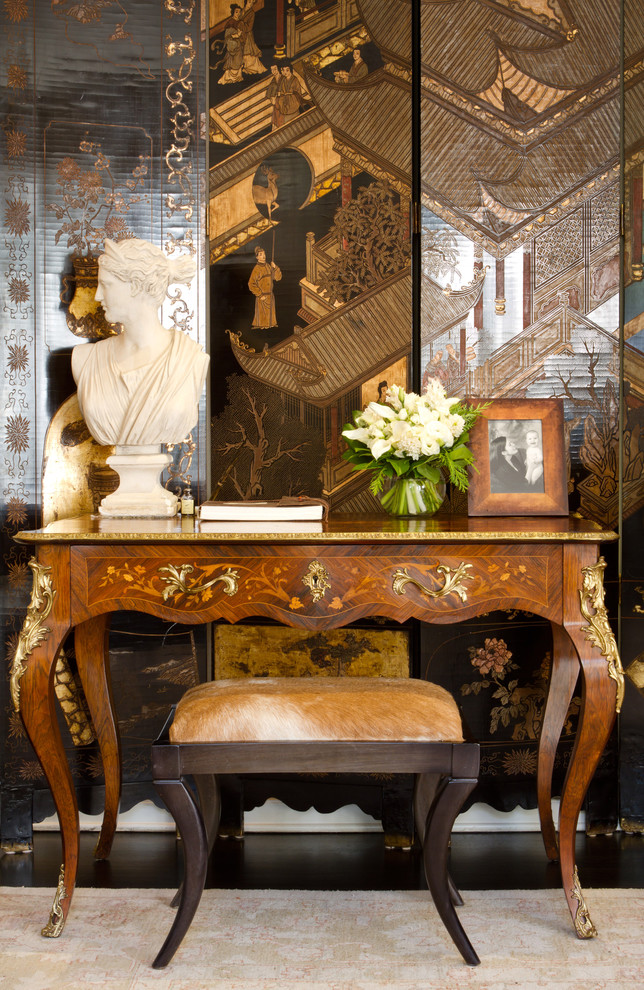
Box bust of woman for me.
[72,238,209,449]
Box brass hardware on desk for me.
[579,557,624,713]
[41,864,67,938]
[302,559,331,602]
[392,562,474,603]
[10,559,55,713]
[158,564,239,601]
[570,867,597,939]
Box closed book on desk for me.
[199,497,328,521]
[198,519,324,534]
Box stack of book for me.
[198,497,328,531]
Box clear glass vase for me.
[378,476,446,516]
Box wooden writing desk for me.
[11,513,622,941]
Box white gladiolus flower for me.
[403,391,419,414]
[385,386,403,411]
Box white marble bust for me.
[72,238,209,448]
[71,238,209,517]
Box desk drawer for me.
[70,542,562,626]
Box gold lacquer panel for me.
[214,624,410,680]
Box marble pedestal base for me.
[99,450,178,518]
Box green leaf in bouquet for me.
[391,458,411,476]
[416,462,441,483]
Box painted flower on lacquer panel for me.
[4,196,30,237]
[7,709,26,743]
[7,64,27,89]
[7,343,29,376]
[5,413,30,455]
[48,144,144,256]
[5,496,28,526]
[7,275,30,306]
[7,557,29,588]
[5,129,27,158]
[468,637,514,677]
[502,749,537,776]
[18,761,45,782]
[3,0,29,24]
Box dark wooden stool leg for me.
[422,775,480,966]
[153,778,209,969]
[218,775,245,838]
[382,777,415,848]
[194,773,221,858]
[414,773,462,906]
[170,774,221,909]
[447,874,464,907]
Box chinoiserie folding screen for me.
[1,0,643,849]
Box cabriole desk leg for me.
[538,622,580,861]
[10,550,76,937]
[74,614,120,860]
[558,548,622,939]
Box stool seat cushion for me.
[169,677,464,744]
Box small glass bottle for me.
[180,477,195,516]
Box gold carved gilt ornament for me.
[392,562,474,603]
[10,560,56,713]
[41,864,67,938]
[302,560,331,602]
[158,564,239,601]
[570,866,597,939]
[579,557,624,713]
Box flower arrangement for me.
[341,380,486,514]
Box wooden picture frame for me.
[467,398,569,516]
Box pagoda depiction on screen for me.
[71,238,209,518]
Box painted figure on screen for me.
[249,246,281,329]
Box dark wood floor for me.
[2,829,643,890]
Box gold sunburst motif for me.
[5,413,30,455]
[41,865,67,938]
[4,0,29,24]
[10,560,56,712]
[5,495,28,526]
[7,342,29,375]
[570,867,597,939]
[4,195,30,237]
[7,274,30,305]
[579,557,624,713]
[7,63,27,89]
[5,127,27,157]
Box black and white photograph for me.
[488,420,544,494]
[467,398,568,517]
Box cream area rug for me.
[1,887,642,990]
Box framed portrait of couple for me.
[467,397,569,516]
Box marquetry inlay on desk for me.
[12,513,621,942]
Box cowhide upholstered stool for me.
[150,676,480,969]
